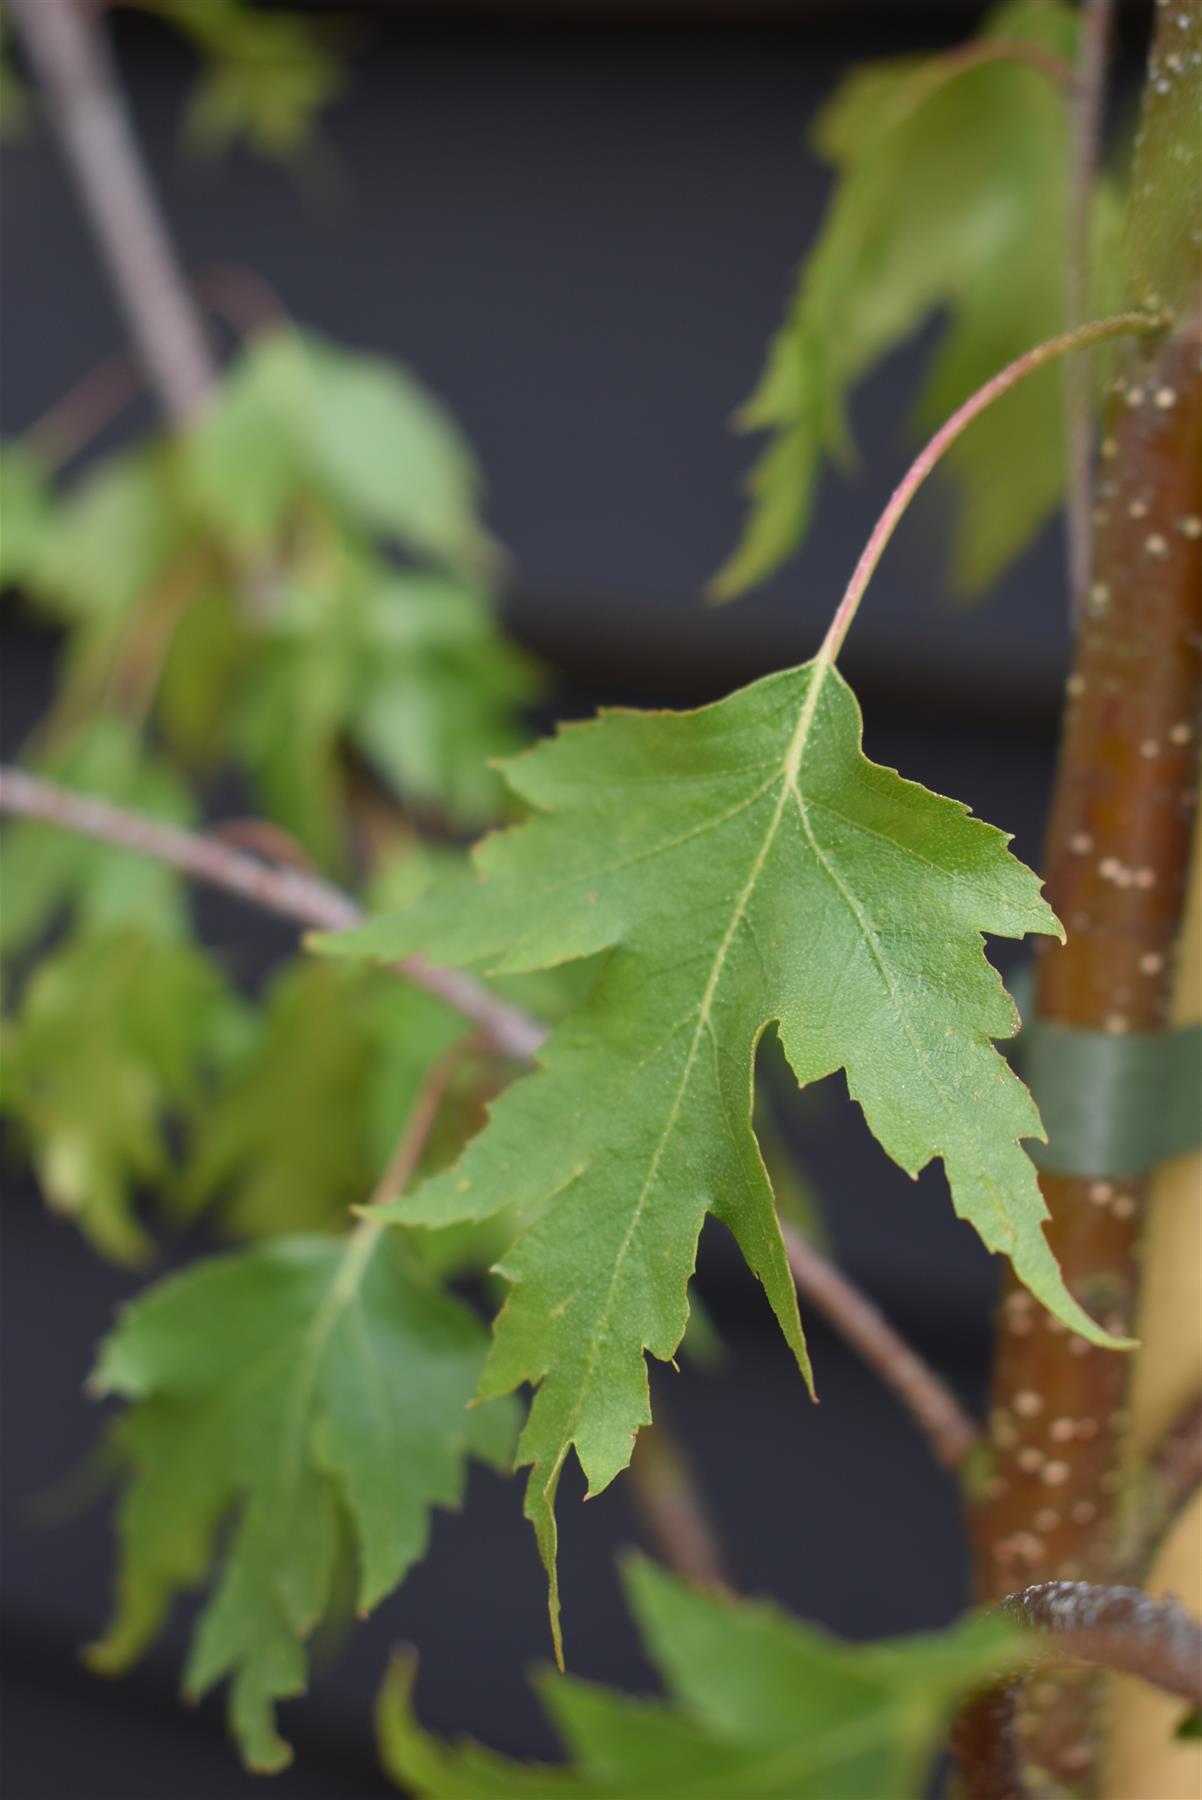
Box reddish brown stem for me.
[196,263,291,340]
[0,765,546,1063]
[782,1225,979,1472]
[25,348,142,470]
[969,314,1201,1780]
[821,314,1156,664]
[969,2,1202,1776]
[23,267,287,470]
[363,1038,481,1213]
[929,38,1074,94]
[628,1414,731,1594]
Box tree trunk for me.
[968,2,1202,1788]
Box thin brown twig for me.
[334,1046,473,1349]
[197,264,291,340]
[363,1037,482,1214]
[821,312,1159,664]
[628,1412,731,1594]
[9,0,216,426]
[915,36,1075,102]
[0,764,546,1063]
[781,1223,979,1471]
[856,35,1073,148]
[25,347,143,470]
[1064,0,1114,619]
[23,264,288,471]
[953,1580,1202,1800]
[210,817,321,876]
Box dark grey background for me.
[0,5,1149,1795]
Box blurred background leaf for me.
[713,0,1125,601]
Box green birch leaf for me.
[154,587,251,768]
[184,328,492,571]
[0,443,56,584]
[182,333,309,546]
[315,658,1124,1646]
[16,446,200,713]
[713,0,1124,599]
[184,960,377,1237]
[232,584,358,868]
[0,13,30,141]
[33,445,183,623]
[235,554,537,862]
[88,1230,517,1772]
[350,570,539,828]
[0,927,232,1263]
[149,0,343,160]
[379,1556,1025,1798]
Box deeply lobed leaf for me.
[89,1231,517,1770]
[317,656,1122,1646]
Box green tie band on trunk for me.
[1008,969,1202,1179]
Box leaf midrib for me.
[556,663,833,1479]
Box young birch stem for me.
[968,0,1202,1779]
[1063,0,1114,618]
[0,765,546,1062]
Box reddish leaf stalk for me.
[891,37,1074,125]
[362,1037,483,1215]
[821,313,1158,666]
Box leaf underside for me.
[317,657,1123,1651]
